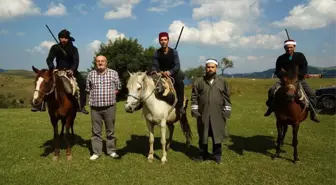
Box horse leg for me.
[272,120,282,160]
[146,120,155,162]
[166,123,174,151]
[60,123,65,139]
[292,124,300,163]
[51,118,60,161]
[65,117,73,161]
[160,121,168,164]
[281,124,288,147]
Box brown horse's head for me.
[31,66,55,106]
[281,66,299,102]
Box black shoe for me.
[310,112,320,123]
[31,104,45,112]
[81,107,89,114]
[264,107,273,117]
[31,106,40,112]
[213,155,222,164]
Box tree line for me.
[88,37,234,99]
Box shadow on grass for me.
[39,134,90,157]
[226,135,277,157]
[117,135,200,160]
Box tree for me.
[219,57,233,76]
[89,37,157,100]
[184,65,205,79]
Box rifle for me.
[285,29,290,40]
[45,24,67,56]
[174,26,184,50]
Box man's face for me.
[284,44,295,55]
[95,56,107,71]
[159,36,169,48]
[205,63,217,76]
[60,37,69,45]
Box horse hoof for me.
[148,159,153,163]
[52,156,59,161]
[67,155,73,161]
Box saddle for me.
[151,73,177,107]
[273,83,309,108]
[54,70,79,97]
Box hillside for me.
[224,66,336,78]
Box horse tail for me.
[180,99,192,147]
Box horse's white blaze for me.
[33,77,44,100]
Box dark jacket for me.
[151,47,181,78]
[46,43,79,72]
[274,52,308,80]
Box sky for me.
[0,0,335,74]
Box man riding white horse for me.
[150,32,185,115]
[31,29,89,114]
[264,39,320,123]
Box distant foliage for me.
[88,37,157,100]
[0,93,27,108]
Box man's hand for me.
[161,71,171,77]
[191,109,201,118]
[66,69,74,76]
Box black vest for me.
[157,47,175,72]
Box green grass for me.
[0,78,335,185]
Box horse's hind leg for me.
[146,120,155,162]
[272,120,282,160]
[51,118,60,161]
[166,123,174,151]
[292,124,300,163]
[65,117,73,161]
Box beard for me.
[60,41,74,55]
[205,71,216,79]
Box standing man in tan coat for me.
[191,58,232,164]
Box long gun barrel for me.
[45,24,67,56]
[174,26,184,50]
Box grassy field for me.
[0,78,335,185]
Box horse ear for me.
[127,70,132,76]
[281,68,286,72]
[32,66,39,73]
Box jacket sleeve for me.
[222,80,232,119]
[274,56,283,79]
[169,49,181,76]
[46,45,57,70]
[70,47,79,72]
[298,53,308,79]
[151,51,160,72]
[191,79,199,110]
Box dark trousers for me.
[74,71,86,108]
[173,76,184,109]
[90,105,117,155]
[198,120,222,159]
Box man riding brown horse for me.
[31,29,89,114]
[264,39,320,123]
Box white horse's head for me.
[124,71,148,113]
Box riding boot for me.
[31,101,46,112]
[309,97,320,123]
[194,144,209,162]
[264,96,274,117]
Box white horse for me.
[124,71,192,164]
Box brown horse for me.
[271,66,309,163]
[31,66,78,161]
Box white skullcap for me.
[205,58,218,65]
[284,39,296,46]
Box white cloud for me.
[148,0,184,13]
[0,29,8,35]
[74,4,88,15]
[26,41,55,54]
[16,32,25,36]
[100,0,140,19]
[155,0,286,49]
[44,2,67,16]
[272,0,336,30]
[0,0,41,20]
[87,29,126,53]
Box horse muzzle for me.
[124,103,135,113]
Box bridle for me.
[34,73,56,99]
[127,74,162,103]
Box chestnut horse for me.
[271,66,309,163]
[31,66,78,161]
